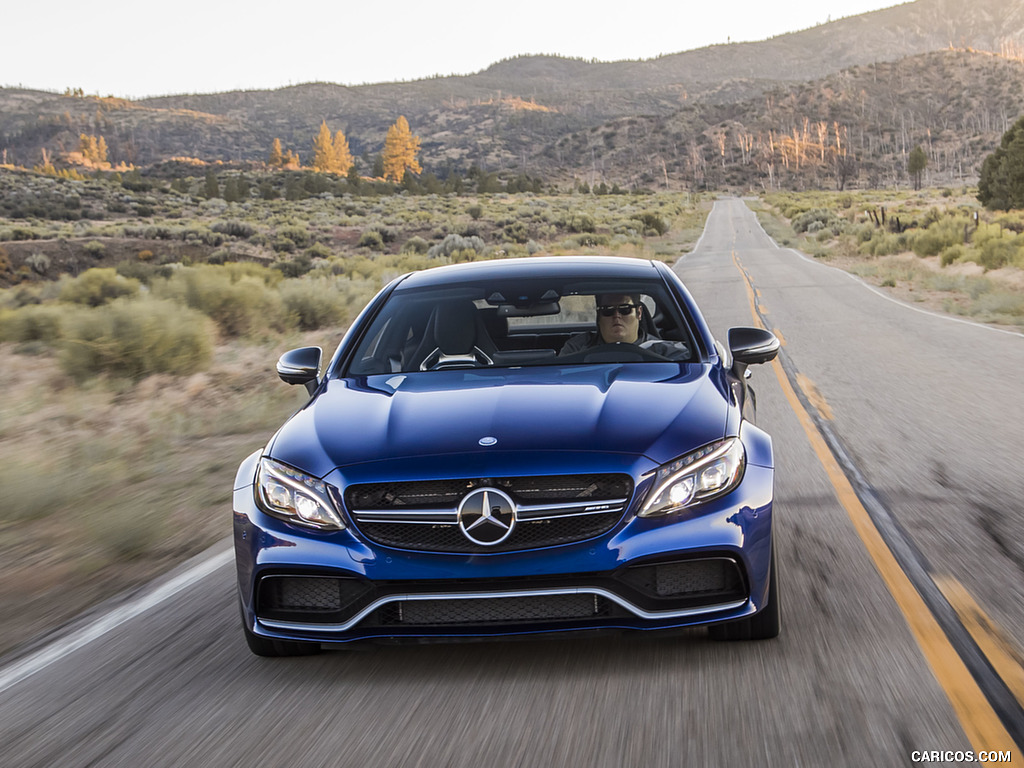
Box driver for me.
[558,293,689,359]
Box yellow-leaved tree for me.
[382,116,421,183]
[312,121,335,172]
[311,121,355,175]
[333,130,354,176]
[78,134,108,165]
[269,138,284,167]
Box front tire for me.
[709,544,781,641]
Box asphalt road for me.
[1,200,1019,767]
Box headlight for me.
[255,458,345,531]
[639,438,745,517]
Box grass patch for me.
[756,190,1024,326]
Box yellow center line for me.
[731,251,1019,753]
[936,576,1024,709]
[795,373,834,421]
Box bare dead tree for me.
[834,152,858,191]
[816,121,828,162]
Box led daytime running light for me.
[640,439,745,517]
[256,458,344,531]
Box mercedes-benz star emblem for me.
[457,487,516,546]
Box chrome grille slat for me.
[516,499,628,521]
[345,473,633,553]
[357,519,460,526]
[352,508,459,523]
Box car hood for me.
[269,364,732,478]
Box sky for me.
[2,0,906,99]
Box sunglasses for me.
[597,303,639,317]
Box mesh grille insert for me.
[378,594,609,626]
[257,576,367,617]
[621,559,745,600]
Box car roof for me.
[395,256,664,289]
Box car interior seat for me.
[410,300,497,371]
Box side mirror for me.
[277,346,323,395]
[728,327,779,367]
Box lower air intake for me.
[379,594,608,626]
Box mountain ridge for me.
[2,0,1022,189]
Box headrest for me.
[479,308,507,339]
[433,301,478,354]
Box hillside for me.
[1,0,1022,189]
[544,50,1024,190]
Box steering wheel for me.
[562,342,672,364]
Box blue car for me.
[233,256,780,655]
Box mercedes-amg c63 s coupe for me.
[233,256,781,655]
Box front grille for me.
[357,512,623,553]
[374,594,612,627]
[346,474,633,553]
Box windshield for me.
[344,274,696,376]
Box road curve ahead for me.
[0,201,1020,767]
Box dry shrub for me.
[152,266,287,337]
[0,303,66,343]
[59,298,213,381]
[59,268,141,307]
[280,278,352,330]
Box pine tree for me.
[269,138,284,167]
[907,146,927,191]
[223,178,241,203]
[978,115,1024,210]
[312,121,335,172]
[333,130,353,175]
[204,170,220,199]
[96,136,108,164]
[382,116,422,183]
[346,163,361,189]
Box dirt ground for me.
[0,336,318,658]
[822,249,1024,332]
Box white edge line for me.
[737,197,1022,338]
[747,201,780,249]
[782,247,1024,339]
[0,546,233,695]
[691,209,711,253]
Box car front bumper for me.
[233,450,774,646]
